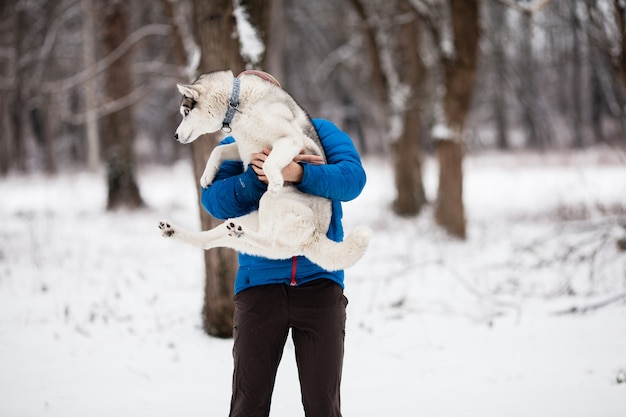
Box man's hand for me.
[250,148,325,185]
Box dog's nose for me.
[174,133,178,140]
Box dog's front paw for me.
[200,165,219,188]
[158,220,175,237]
[200,173,214,188]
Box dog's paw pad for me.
[226,222,244,238]
[159,221,175,237]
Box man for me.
[201,73,366,417]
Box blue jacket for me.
[201,119,366,294]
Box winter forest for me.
[1,0,626,416]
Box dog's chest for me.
[234,135,270,167]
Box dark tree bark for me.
[98,0,144,210]
[393,1,427,216]
[10,4,27,172]
[266,0,286,81]
[434,0,480,239]
[616,0,626,92]
[0,1,14,175]
[570,0,584,148]
[0,96,9,175]
[30,97,56,174]
[490,0,509,150]
[348,0,426,216]
[517,10,552,148]
[347,0,389,104]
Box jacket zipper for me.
[290,256,297,286]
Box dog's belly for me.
[257,186,332,235]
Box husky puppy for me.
[159,70,371,271]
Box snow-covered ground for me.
[1,148,625,417]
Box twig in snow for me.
[552,292,626,315]
[437,260,523,323]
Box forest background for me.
[1,0,625,334]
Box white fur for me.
[159,70,371,271]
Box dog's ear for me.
[177,83,199,100]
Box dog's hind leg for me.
[302,226,372,271]
[159,214,296,258]
[159,219,241,249]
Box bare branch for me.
[553,292,626,315]
[57,82,157,125]
[41,23,171,94]
[31,1,77,87]
[491,0,552,14]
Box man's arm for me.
[202,119,366,219]
[248,119,365,201]
[297,119,366,202]
[201,138,267,220]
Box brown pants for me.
[229,279,347,417]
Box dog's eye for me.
[183,108,190,117]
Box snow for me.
[232,0,265,66]
[431,122,455,140]
[1,149,626,416]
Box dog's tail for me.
[304,225,372,271]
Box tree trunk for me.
[570,1,584,148]
[266,0,286,81]
[31,96,56,174]
[393,2,426,216]
[347,0,388,104]
[10,5,27,172]
[589,56,606,145]
[393,110,427,216]
[0,3,12,175]
[518,11,552,148]
[491,0,509,150]
[435,140,465,237]
[81,0,101,171]
[0,96,10,175]
[615,0,626,92]
[98,0,144,210]
[347,0,426,215]
[191,0,271,338]
[434,0,480,239]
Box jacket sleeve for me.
[201,119,366,220]
[297,119,366,202]
[201,138,268,220]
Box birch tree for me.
[81,0,100,171]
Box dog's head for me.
[174,70,234,144]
